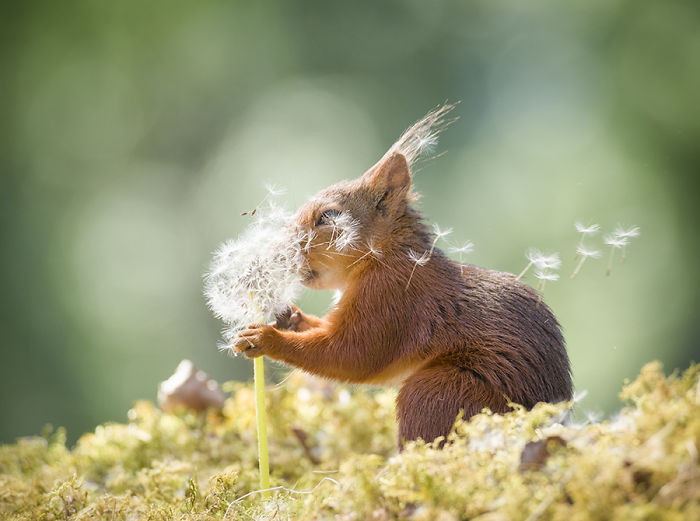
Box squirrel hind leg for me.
[396,360,508,450]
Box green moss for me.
[1,363,698,520]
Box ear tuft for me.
[363,152,411,192]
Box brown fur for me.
[234,152,572,448]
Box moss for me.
[1,363,698,520]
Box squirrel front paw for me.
[274,305,313,332]
[233,324,280,358]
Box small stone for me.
[157,360,225,413]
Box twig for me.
[223,478,340,520]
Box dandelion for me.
[604,234,630,276]
[614,225,640,264]
[570,246,602,279]
[405,249,430,290]
[574,222,600,258]
[450,241,475,276]
[205,198,307,498]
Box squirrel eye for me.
[316,209,341,226]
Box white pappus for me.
[204,200,307,349]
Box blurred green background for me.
[2,0,699,444]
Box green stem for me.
[249,293,270,499]
[254,356,270,498]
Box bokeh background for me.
[2,0,699,444]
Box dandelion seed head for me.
[574,222,600,235]
[604,234,629,248]
[407,249,430,266]
[450,241,475,255]
[614,225,640,239]
[204,201,307,345]
[576,246,602,259]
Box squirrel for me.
[233,106,572,448]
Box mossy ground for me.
[1,362,698,520]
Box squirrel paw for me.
[233,324,279,358]
[274,305,309,332]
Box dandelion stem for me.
[253,356,270,499]
[250,294,270,499]
[570,256,586,279]
[516,261,533,281]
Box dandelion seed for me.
[405,223,452,290]
[264,183,286,197]
[367,239,383,259]
[517,249,560,280]
[575,222,601,235]
[585,410,603,424]
[570,246,602,279]
[614,225,640,264]
[432,223,453,240]
[408,249,431,266]
[516,248,541,281]
[450,241,474,276]
[429,223,452,257]
[450,242,475,255]
[328,213,361,251]
[535,269,560,293]
[572,389,588,403]
[574,222,600,258]
[614,225,640,238]
[405,249,430,290]
[241,184,286,216]
[537,254,561,271]
[348,239,384,268]
[604,233,630,276]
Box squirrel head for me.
[293,152,414,290]
[292,104,456,290]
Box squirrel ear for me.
[362,152,411,193]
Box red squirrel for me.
[233,106,572,447]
